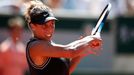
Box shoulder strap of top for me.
[26,38,38,48]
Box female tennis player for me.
[24,1,102,75]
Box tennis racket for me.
[91,3,112,35]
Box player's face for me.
[32,20,55,41]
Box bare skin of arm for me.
[29,35,101,59]
[69,38,102,75]
[29,34,101,75]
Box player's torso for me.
[26,38,70,75]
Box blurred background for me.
[0,0,134,75]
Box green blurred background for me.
[0,0,134,75]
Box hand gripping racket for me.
[91,3,112,35]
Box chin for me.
[43,36,52,41]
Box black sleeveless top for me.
[26,38,70,75]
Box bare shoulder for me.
[27,40,51,66]
[28,40,49,56]
[29,40,49,49]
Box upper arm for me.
[29,35,101,59]
[29,41,74,58]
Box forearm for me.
[69,56,82,74]
[66,36,94,50]
[52,36,93,50]
[50,34,101,58]
[69,48,91,74]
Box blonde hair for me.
[24,0,51,23]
